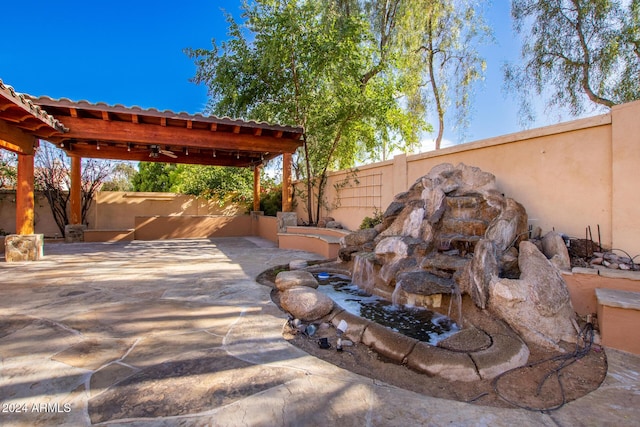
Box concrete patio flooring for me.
[1,237,638,426]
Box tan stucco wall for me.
[563,270,640,316]
[93,192,244,230]
[294,100,640,256]
[0,190,62,237]
[134,215,252,240]
[254,215,278,243]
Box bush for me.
[359,209,384,229]
[259,182,282,216]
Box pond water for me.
[315,273,459,345]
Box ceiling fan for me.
[149,144,177,159]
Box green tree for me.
[0,151,17,189]
[505,0,640,121]
[187,0,426,225]
[131,162,180,192]
[398,0,491,148]
[173,165,254,207]
[101,162,137,191]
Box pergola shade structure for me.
[30,97,303,169]
[29,97,302,217]
[1,77,302,238]
[0,80,68,235]
[0,81,67,156]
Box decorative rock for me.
[341,228,378,247]
[541,231,571,271]
[488,241,577,351]
[484,198,528,252]
[279,287,334,322]
[4,234,44,262]
[289,260,308,270]
[325,221,343,229]
[65,224,86,243]
[277,212,297,233]
[338,246,359,262]
[396,271,454,295]
[317,216,335,228]
[275,270,319,291]
[499,246,520,279]
[461,239,499,309]
[590,257,604,265]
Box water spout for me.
[448,282,463,328]
[352,254,375,294]
[391,282,402,306]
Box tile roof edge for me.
[0,79,68,133]
[30,95,303,133]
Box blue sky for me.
[1,1,592,149]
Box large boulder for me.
[279,287,334,322]
[488,241,577,351]
[275,271,319,291]
[541,231,571,271]
[341,228,378,247]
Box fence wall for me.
[294,100,640,256]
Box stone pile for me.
[340,163,578,350]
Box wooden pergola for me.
[0,79,302,236]
[0,80,68,234]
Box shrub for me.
[359,209,384,229]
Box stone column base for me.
[277,212,297,233]
[4,234,44,262]
[65,224,87,243]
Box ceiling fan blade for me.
[160,149,178,159]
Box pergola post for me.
[282,153,292,212]
[69,155,82,225]
[16,152,35,234]
[253,164,261,212]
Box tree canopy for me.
[187,0,489,224]
[505,0,640,121]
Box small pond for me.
[314,272,459,345]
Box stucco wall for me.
[93,192,244,230]
[134,215,252,240]
[0,190,246,238]
[293,100,640,256]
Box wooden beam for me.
[0,119,37,154]
[253,164,261,212]
[63,145,259,167]
[131,114,139,124]
[55,116,301,153]
[282,152,292,212]
[69,156,82,224]
[102,111,110,121]
[210,123,217,131]
[70,108,78,117]
[16,153,35,234]
[161,117,167,126]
